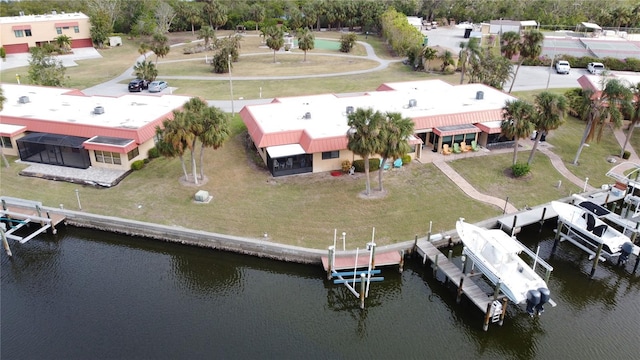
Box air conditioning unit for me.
[408,99,417,108]
[304,112,311,119]
[18,96,30,104]
[476,91,484,100]
[194,190,210,202]
[94,106,105,114]
[346,106,354,114]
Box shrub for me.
[339,33,357,53]
[602,57,626,71]
[0,47,5,59]
[511,162,530,177]
[625,57,640,72]
[244,21,257,31]
[352,158,380,172]
[131,160,145,170]
[623,150,631,160]
[148,147,159,159]
[402,155,411,165]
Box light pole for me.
[228,54,234,117]
[75,189,82,210]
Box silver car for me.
[148,80,168,93]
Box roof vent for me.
[94,106,105,115]
[52,10,57,15]
[18,96,30,104]
[476,91,484,100]
[408,99,417,108]
[304,112,311,119]
[346,106,354,114]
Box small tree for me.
[421,46,437,72]
[198,26,216,50]
[439,50,454,72]
[501,99,535,166]
[54,35,72,53]
[133,59,158,82]
[265,26,284,63]
[27,47,67,86]
[297,28,315,62]
[339,32,357,53]
[150,32,170,64]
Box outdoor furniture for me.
[471,140,479,151]
[273,159,280,171]
[442,144,452,155]
[453,143,462,154]
[460,141,470,152]
[393,158,403,168]
[286,158,293,169]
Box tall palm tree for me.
[571,79,634,165]
[133,59,158,82]
[347,108,384,196]
[197,106,230,180]
[156,114,191,181]
[458,37,480,84]
[377,112,414,191]
[509,30,544,93]
[297,27,315,62]
[265,26,284,63]
[527,92,567,165]
[501,31,520,61]
[620,82,640,158]
[501,99,535,166]
[198,26,216,49]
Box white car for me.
[587,62,605,75]
[148,80,168,93]
[555,60,570,74]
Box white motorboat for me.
[456,219,551,315]
[551,201,633,260]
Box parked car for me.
[587,62,605,75]
[128,78,148,92]
[555,60,570,74]
[148,81,168,93]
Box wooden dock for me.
[321,249,401,272]
[1,199,65,256]
[415,239,507,331]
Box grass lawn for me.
[1,31,637,249]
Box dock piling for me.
[590,242,604,278]
[433,254,439,278]
[493,282,501,301]
[498,298,508,326]
[359,273,366,309]
[633,255,640,274]
[448,249,453,261]
[399,250,404,273]
[511,216,518,236]
[483,302,493,331]
[456,276,464,304]
[539,208,547,232]
[327,246,335,280]
[1,225,12,257]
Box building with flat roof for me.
[240,80,517,177]
[578,73,640,96]
[0,84,191,171]
[0,11,92,54]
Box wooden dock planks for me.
[321,249,401,272]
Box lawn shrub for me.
[511,162,530,177]
[131,160,145,170]
[402,155,411,165]
[148,147,160,159]
[623,150,631,160]
[353,159,380,172]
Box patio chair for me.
[460,141,470,152]
[442,144,452,155]
[286,158,293,169]
[471,140,479,151]
[273,159,280,171]
[393,158,403,168]
[453,143,462,154]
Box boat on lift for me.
[456,219,552,315]
[551,201,634,262]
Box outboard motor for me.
[525,289,541,316]
[535,287,551,315]
[618,242,634,266]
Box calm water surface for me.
[2,224,640,359]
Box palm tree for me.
[439,50,454,72]
[421,46,437,72]
[150,32,170,65]
[197,106,230,180]
[572,78,633,164]
[509,30,544,93]
[377,112,414,191]
[501,31,520,61]
[527,92,567,165]
[133,59,158,82]
[156,115,191,181]
[620,82,640,158]
[501,99,535,166]
[54,35,71,53]
[297,28,315,62]
[458,37,480,84]
[248,3,265,31]
[347,108,384,196]
[198,26,216,50]
[265,26,284,63]
[138,43,151,59]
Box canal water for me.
[2,224,639,359]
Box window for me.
[14,30,24,37]
[74,26,79,33]
[56,27,62,34]
[25,29,32,37]
[127,147,139,161]
[321,151,339,160]
[95,150,122,165]
[1,137,12,149]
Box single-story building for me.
[487,19,538,34]
[0,11,92,54]
[240,80,517,177]
[577,73,640,98]
[0,84,192,171]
